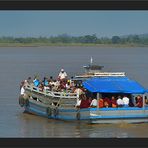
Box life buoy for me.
[46,107,52,117]
[19,96,29,107]
[53,108,59,117]
[24,99,29,107]
[19,96,25,107]
[76,109,80,120]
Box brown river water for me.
[1,46,148,137]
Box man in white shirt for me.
[122,95,129,107]
[90,98,97,108]
[117,96,124,107]
[58,69,67,81]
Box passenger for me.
[104,97,111,108]
[74,86,84,97]
[117,96,124,107]
[51,80,59,92]
[90,98,97,108]
[48,76,53,83]
[111,96,117,108]
[44,85,50,92]
[20,80,25,90]
[75,98,81,108]
[42,77,49,86]
[38,83,44,91]
[20,85,25,96]
[58,69,67,81]
[122,95,129,107]
[70,76,74,85]
[59,79,66,90]
[80,95,90,108]
[145,96,148,105]
[135,95,143,108]
[66,80,71,90]
[27,77,32,85]
[98,98,104,108]
[33,77,40,87]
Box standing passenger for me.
[58,69,67,81]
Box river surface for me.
[1,46,148,137]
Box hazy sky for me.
[0,11,147,38]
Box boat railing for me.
[25,84,79,99]
[75,72,126,78]
[94,72,126,77]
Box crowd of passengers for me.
[20,69,76,94]
[75,94,147,109]
[20,69,148,109]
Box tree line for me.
[0,34,148,45]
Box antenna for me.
[90,56,93,65]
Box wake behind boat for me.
[18,60,148,124]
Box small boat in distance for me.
[18,59,148,124]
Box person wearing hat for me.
[58,68,68,81]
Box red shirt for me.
[80,99,91,108]
[104,98,111,107]
[137,97,143,108]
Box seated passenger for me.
[135,95,143,108]
[111,96,117,108]
[90,98,97,108]
[98,98,104,108]
[145,96,148,105]
[122,95,129,107]
[104,97,111,108]
[117,96,124,107]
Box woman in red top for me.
[103,97,111,108]
[99,98,104,108]
[111,96,117,108]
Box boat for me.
[18,60,148,124]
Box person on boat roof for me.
[58,69,67,81]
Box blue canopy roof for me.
[82,77,146,94]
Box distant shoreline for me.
[0,43,147,48]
